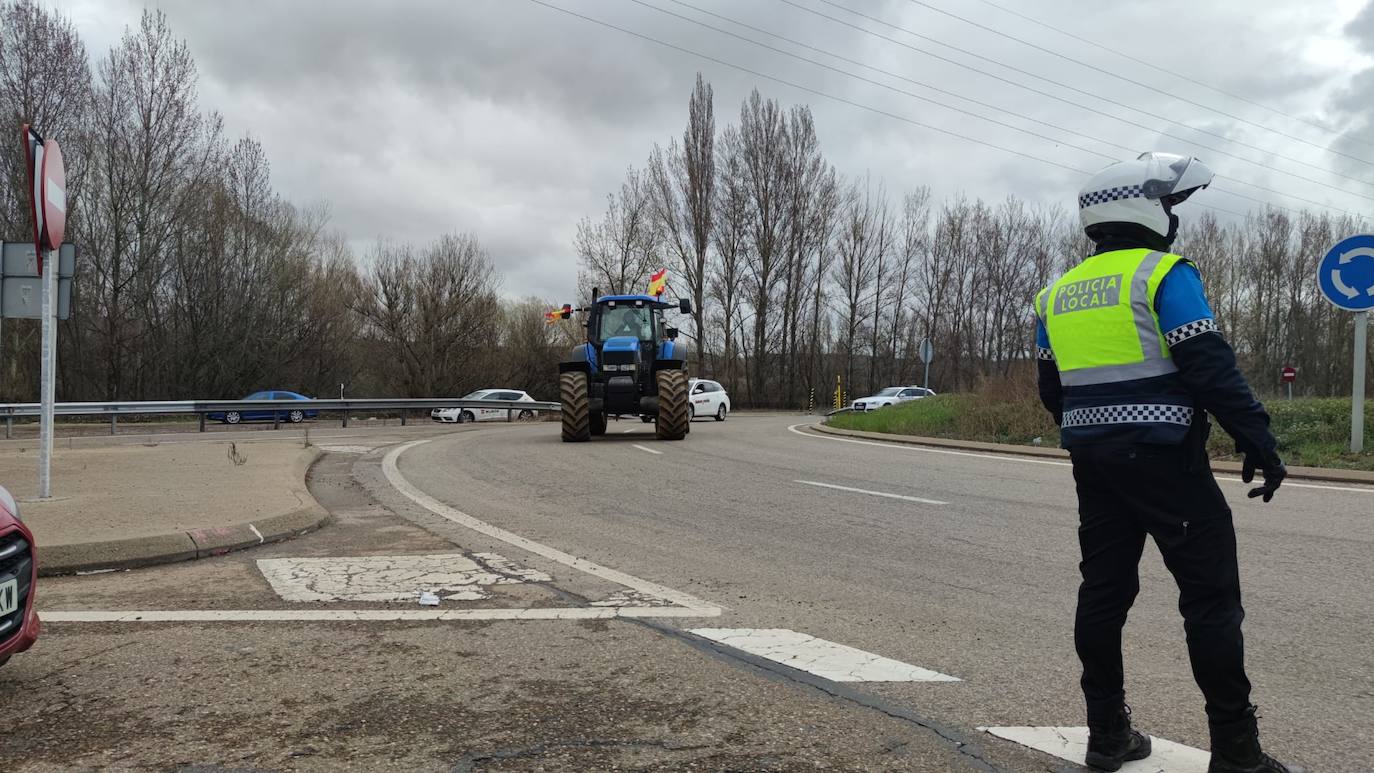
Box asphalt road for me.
[4,414,1368,771]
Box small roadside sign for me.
[1281,367,1296,383]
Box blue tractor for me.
[557,289,693,441]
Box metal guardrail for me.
[0,398,562,437]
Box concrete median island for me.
[2,440,327,575]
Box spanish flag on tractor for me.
[648,268,667,297]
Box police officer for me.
[1034,153,1300,773]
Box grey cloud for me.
[65,0,1372,299]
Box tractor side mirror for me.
[679,299,693,315]
[665,326,679,340]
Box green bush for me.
[830,392,1374,471]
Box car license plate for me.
[0,578,16,616]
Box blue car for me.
[208,391,319,425]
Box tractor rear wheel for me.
[560,372,591,442]
[590,411,607,436]
[655,369,689,440]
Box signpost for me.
[20,125,66,498]
[918,337,934,392]
[1281,366,1297,402]
[1318,235,1374,453]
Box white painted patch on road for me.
[382,440,721,615]
[257,553,551,603]
[318,445,376,454]
[795,479,947,506]
[689,628,960,682]
[621,428,637,434]
[248,524,265,544]
[632,444,663,455]
[979,726,1209,772]
[42,606,717,623]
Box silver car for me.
[431,389,540,423]
[851,386,935,412]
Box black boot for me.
[1207,706,1305,773]
[1085,705,1152,772]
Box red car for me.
[0,486,39,668]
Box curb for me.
[36,447,331,576]
[810,424,1374,486]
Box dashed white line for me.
[690,628,960,682]
[980,726,1209,771]
[621,428,637,434]
[789,423,1373,495]
[632,444,663,455]
[382,440,719,615]
[795,479,947,506]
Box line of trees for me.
[1,3,1365,409]
[0,3,565,404]
[579,75,1370,406]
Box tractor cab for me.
[557,289,693,442]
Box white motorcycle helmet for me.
[1078,152,1214,242]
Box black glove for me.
[1241,449,1286,503]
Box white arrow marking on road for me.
[1332,269,1361,299]
[632,443,663,455]
[1339,246,1374,264]
[795,479,947,505]
[980,726,1209,771]
[691,628,960,682]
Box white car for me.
[431,389,540,423]
[851,386,935,412]
[687,378,731,421]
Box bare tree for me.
[354,234,501,397]
[576,166,658,299]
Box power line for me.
[966,0,1374,155]
[525,0,1255,220]
[631,1,1120,162]
[651,0,1368,217]
[788,0,1374,192]
[900,0,1374,168]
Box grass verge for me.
[828,384,1374,471]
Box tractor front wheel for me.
[560,372,591,442]
[655,370,689,441]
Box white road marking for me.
[621,428,637,434]
[690,628,960,682]
[257,553,551,603]
[980,726,1209,771]
[795,479,947,506]
[248,524,265,544]
[41,607,716,623]
[318,445,376,454]
[789,424,1374,494]
[382,440,720,615]
[632,443,663,455]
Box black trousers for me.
[1069,442,1252,726]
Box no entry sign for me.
[20,125,65,273]
[38,139,65,252]
[1281,367,1297,383]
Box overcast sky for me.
[54,0,1374,299]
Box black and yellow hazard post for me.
[833,375,842,411]
[807,388,814,413]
